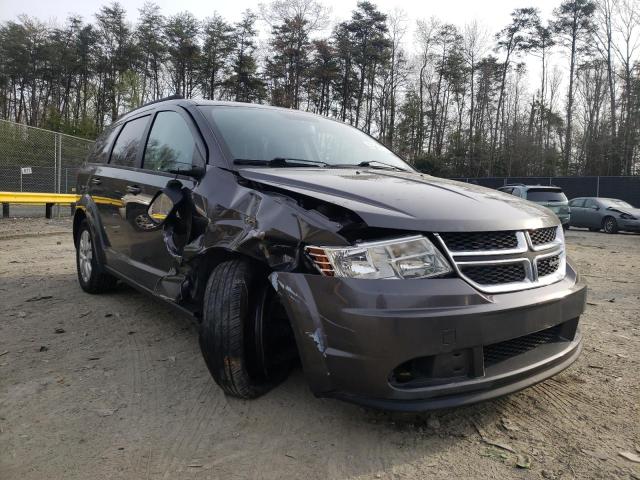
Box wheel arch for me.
[72,208,86,247]
[188,247,271,314]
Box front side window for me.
[585,199,599,209]
[143,111,198,172]
[110,116,149,167]
[199,106,412,171]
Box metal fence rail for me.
[452,176,640,206]
[0,119,94,194]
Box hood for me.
[608,206,640,217]
[238,168,558,232]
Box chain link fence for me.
[0,119,94,195]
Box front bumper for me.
[619,219,640,232]
[273,262,586,411]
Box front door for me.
[125,108,205,293]
[583,198,601,228]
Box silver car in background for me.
[568,197,640,234]
[498,184,571,228]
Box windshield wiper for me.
[333,160,408,171]
[233,157,330,168]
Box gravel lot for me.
[1,217,639,480]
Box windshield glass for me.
[526,189,568,203]
[600,198,633,209]
[199,106,413,171]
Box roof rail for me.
[117,94,185,120]
[140,94,184,109]
[503,183,526,186]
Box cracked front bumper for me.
[273,262,586,411]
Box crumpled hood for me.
[238,168,559,232]
[609,207,640,217]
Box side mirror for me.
[168,165,205,180]
[147,180,184,225]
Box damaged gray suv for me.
[74,97,586,411]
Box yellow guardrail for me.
[0,192,80,204]
[1,191,80,218]
[0,192,130,218]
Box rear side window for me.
[569,198,585,207]
[143,111,197,172]
[499,187,513,194]
[89,125,119,163]
[110,116,149,167]
[526,189,567,202]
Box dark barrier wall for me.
[452,176,640,206]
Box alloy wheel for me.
[78,230,93,282]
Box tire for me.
[589,227,600,232]
[199,259,296,399]
[562,224,569,230]
[76,220,118,293]
[603,216,618,234]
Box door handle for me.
[126,185,141,195]
[91,177,101,185]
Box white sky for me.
[1,0,565,94]
[0,0,560,27]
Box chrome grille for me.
[461,263,526,285]
[436,226,566,293]
[439,231,518,252]
[529,226,557,246]
[537,254,561,277]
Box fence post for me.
[57,133,62,217]
[596,176,600,197]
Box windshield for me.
[199,106,413,171]
[600,198,633,209]
[526,189,568,203]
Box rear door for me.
[89,114,151,275]
[125,108,205,292]
[569,198,585,226]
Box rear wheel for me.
[603,216,618,234]
[199,259,296,399]
[75,220,118,293]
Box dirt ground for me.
[1,217,639,480]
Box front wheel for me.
[76,220,118,293]
[603,216,618,234]
[199,259,296,399]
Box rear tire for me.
[603,216,618,234]
[199,259,295,399]
[75,220,118,293]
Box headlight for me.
[620,212,636,220]
[305,235,452,279]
